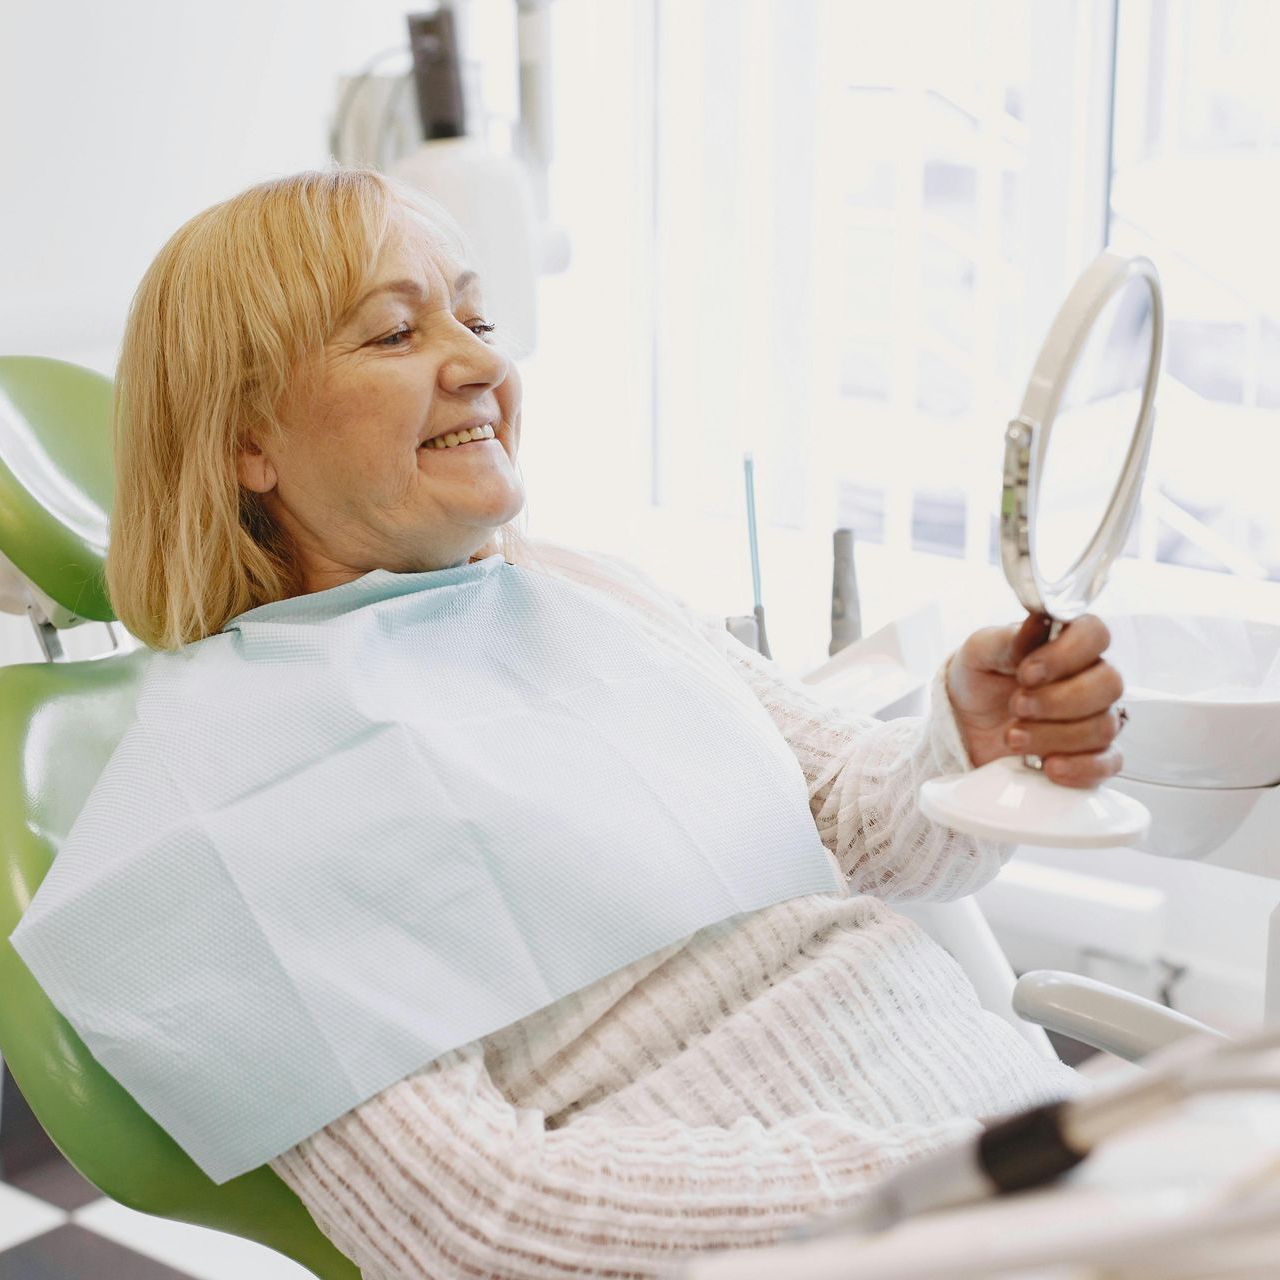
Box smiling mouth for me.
[420,422,497,452]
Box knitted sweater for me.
[269,541,1080,1279]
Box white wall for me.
[0,0,423,368]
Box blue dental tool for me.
[743,453,771,660]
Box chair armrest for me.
[1013,969,1226,1063]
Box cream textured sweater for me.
[269,541,1080,1279]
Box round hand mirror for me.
[920,252,1163,848]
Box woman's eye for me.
[374,325,414,348]
[467,320,497,339]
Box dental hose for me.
[793,1026,1280,1241]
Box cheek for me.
[501,365,523,412]
[322,380,422,464]
[497,372,522,436]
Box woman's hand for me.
[945,614,1124,788]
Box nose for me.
[439,326,509,396]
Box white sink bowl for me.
[1112,775,1265,860]
[1105,614,1280,789]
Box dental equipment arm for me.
[1013,969,1224,1063]
[795,1023,1276,1242]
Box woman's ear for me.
[237,437,278,494]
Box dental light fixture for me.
[394,2,570,357]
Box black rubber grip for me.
[978,1102,1085,1193]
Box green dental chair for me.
[0,357,1222,1280]
[0,356,361,1280]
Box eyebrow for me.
[352,270,478,313]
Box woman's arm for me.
[525,541,1009,902]
[271,1041,976,1280]
[699,625,1010,901]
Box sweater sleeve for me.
[697,623,1015,901]
[562,544,1014,902]
[270,1041,978,1280]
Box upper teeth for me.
[424,422,496,450]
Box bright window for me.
[525,0,1280,665]
[649,0,1119,566]
[1110,0,1280,579]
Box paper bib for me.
[11,555,844,1183]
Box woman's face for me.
[238,206,525,592]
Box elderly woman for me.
[53,170,1125,1278]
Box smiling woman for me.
[234,205,526,596]
[37,167,1131,1280]
[106,168,529,649]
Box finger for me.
[1017,614,1111,688]
[1043,746,1124,789]
[1006,709,1120,757]
[965,615,1052,677]
[1010,660,1124,722]
[1011,613,1055,669]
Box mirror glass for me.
[1032,276,1155,586]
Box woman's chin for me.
[490,479,527,524]
[454,486,527,532]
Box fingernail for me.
[1007,728,1030,750]
[1013,693,1036,717]
[1021,662,1046,686]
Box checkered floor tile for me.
[1,1069,317,1279]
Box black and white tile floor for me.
[0,1068,316,1279]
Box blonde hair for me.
[107,168,528,650]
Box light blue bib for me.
[11,554,845,1184]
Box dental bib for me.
[11,554,844,1184]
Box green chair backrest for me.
[0,357,115,622]
[0,358,361,1280]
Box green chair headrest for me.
[0,356,115,622]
